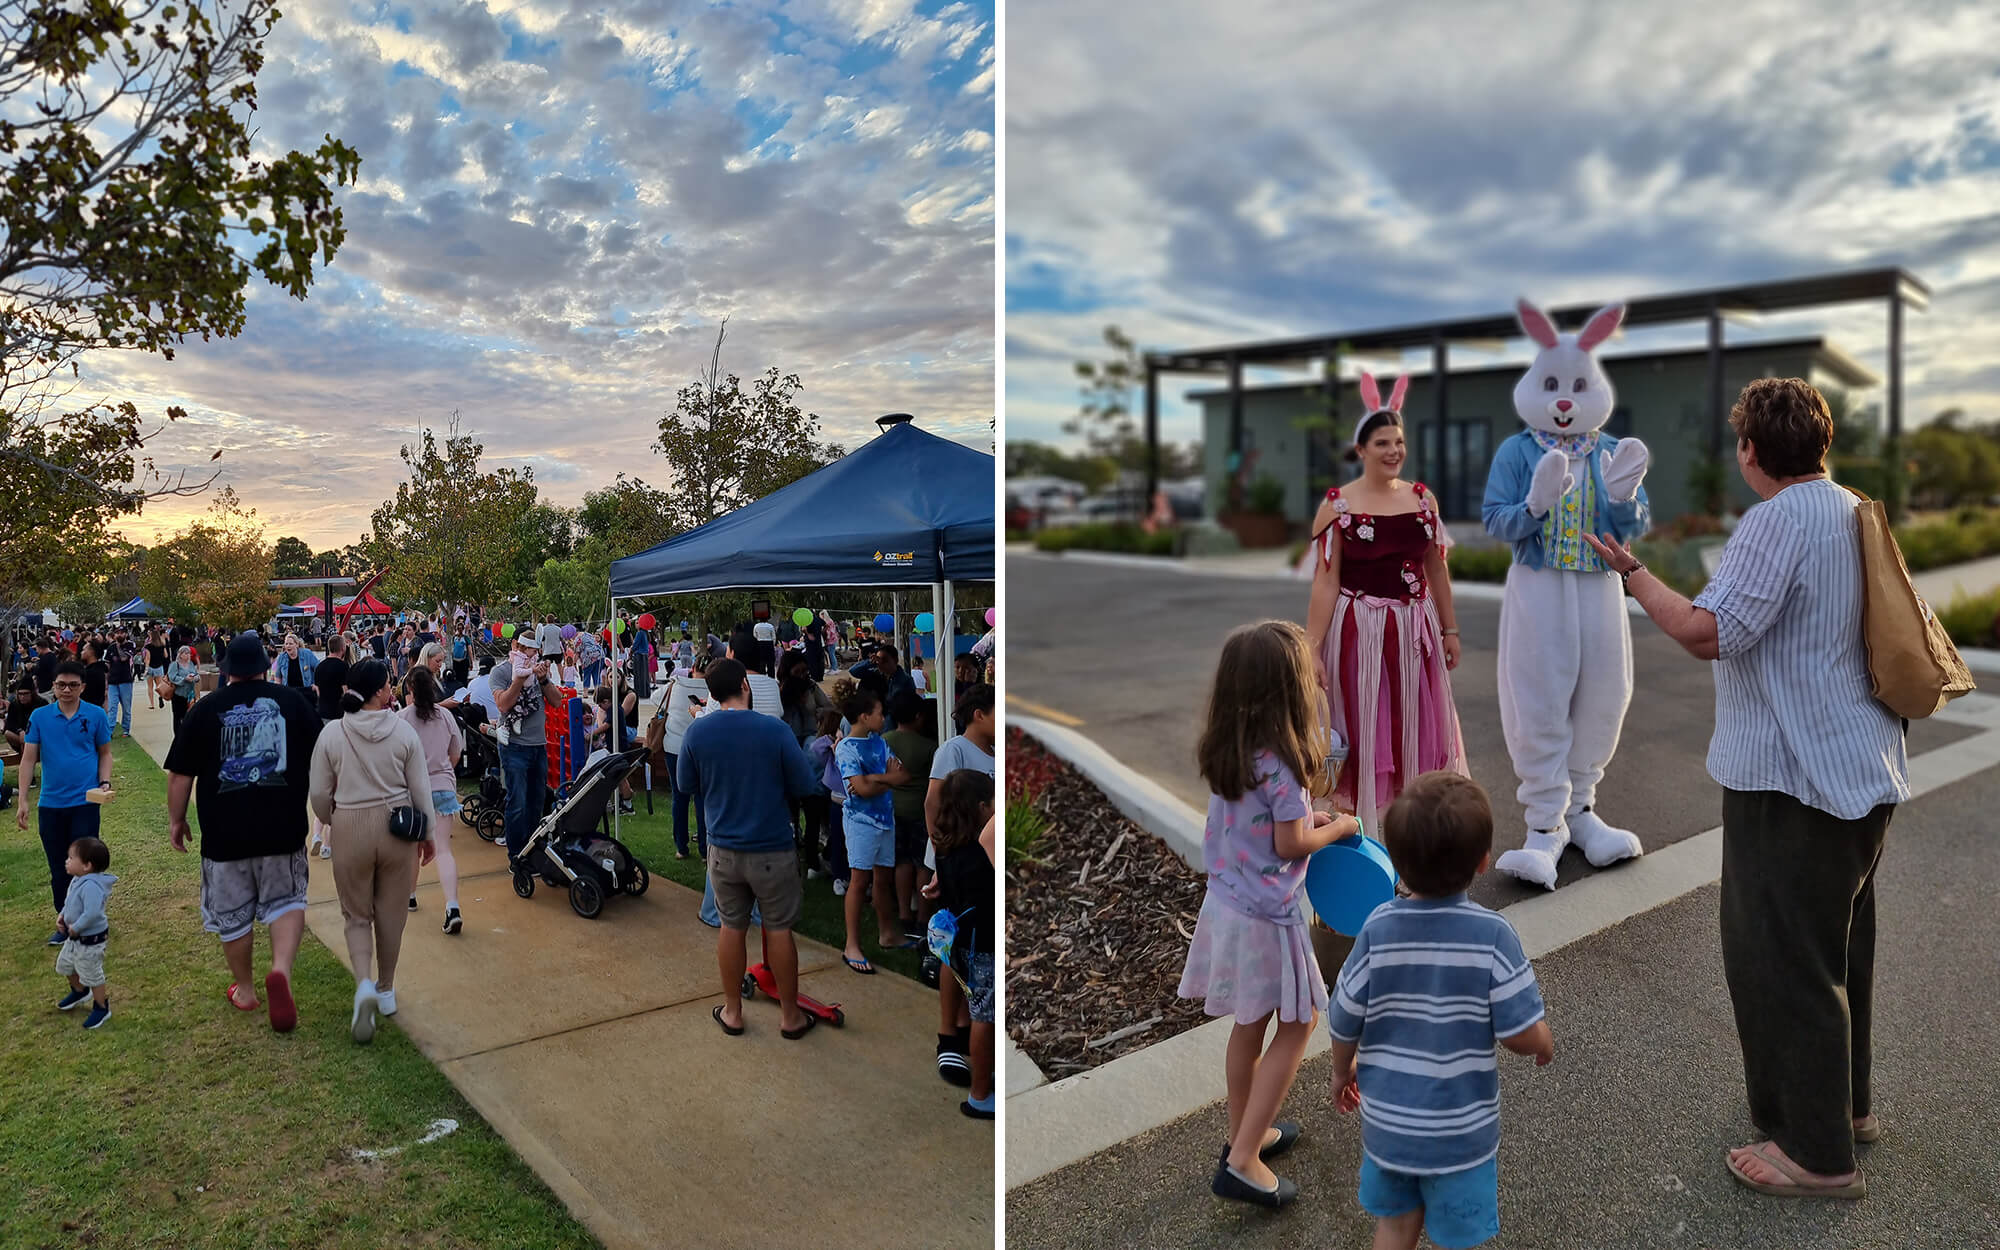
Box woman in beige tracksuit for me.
[309,657,436,1043]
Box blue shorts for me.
[432,789,463,817]
[845,814,896,871]
[1358,1155,1499,1250]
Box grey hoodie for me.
[61,871,116,938]
[308,706,436,830]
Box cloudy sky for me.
[94,0,993,550]
[1007,0,2000,456]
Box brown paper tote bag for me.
[1846,487,1975,718]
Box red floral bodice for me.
[1312,483,1442,602]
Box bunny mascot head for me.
[1482,297,1653,890]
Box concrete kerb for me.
[1005,695,2000,1190]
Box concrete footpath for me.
[131,694,992,1250]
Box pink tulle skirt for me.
[1320,589,1469,826]
[1177,893,1328,1025]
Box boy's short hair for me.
[54,660,86,680]
[1382,772,1493,897]
[888,690,924,728]
[705,659,747,703]
[842,689,881,724]
[956,683,994,717]
[70,836,109,873]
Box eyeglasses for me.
[51,681,83,691]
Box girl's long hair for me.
[931,768,993,857]
[407,664,441,722]
[1195,620,1330,803]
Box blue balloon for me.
[914,612,935,633]
[680,620,690,631]
[873,613,895,632]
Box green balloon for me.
[612,618,625,634]
[501,623,515,639]
[792,607,814,628]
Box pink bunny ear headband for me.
[1355,372,1410,446]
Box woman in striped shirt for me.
[1585,378,1907,1202]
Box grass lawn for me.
[607,788,929,981]
[0,738,599,1250]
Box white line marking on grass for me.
[349,1118,460,1161]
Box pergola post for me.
[1227,353,1245,455]
[1144,360,1160,502]
[1432,333,1450,516]
[1707,301,1725,463]
[1887,294,1905,524]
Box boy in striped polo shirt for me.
[1327,772,1554,1249]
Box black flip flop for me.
[782,1013,819,1041]
[711,1005,744,1036]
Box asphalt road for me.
[1005,550,1975,909]
[1005,751,2000,1250]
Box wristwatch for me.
[1619,561,1645,589]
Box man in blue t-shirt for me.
[678,659,821,1039]
[16,660,113,945]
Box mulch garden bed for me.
[1006,731,1210,1079]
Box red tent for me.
[334,593,392,617]
[292,596,327,613]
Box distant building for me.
[1189,337,1878,525]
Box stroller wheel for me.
[569,876,604,919]
[458,806,476,827]
[512,869,535,899]
[624,861,649,897]
[476,810,505,843]
[740,974,756,998]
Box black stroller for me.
[453,704,507,844]
[509,746,651,919]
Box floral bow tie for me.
[1530,429,1601,458]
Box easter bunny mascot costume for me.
[1481,299,1650,890]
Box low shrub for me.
[1446,546,1514,583]
[1892,509,2000,572]
[1006,528,1033,544]
[1032,523,1175,556]
[1937,588,2000,649]
[1005,796,1047,862]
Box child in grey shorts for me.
[56,835,116,1030]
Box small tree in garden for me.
[140,487,280,630]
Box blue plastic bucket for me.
[1305,833,1398,937]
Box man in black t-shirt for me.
[79,642,110,712]
[314,634,351,722]
[6,679,45,756]
[164,632,323,1033]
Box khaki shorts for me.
[57,936,107,987]
[707,846,803,931]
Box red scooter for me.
[739,924,846,1027]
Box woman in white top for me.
[659,655,709,858]
[309,658,437,1044]
[1586,378,1908,1201]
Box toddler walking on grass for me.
[55,836,116,1030]
[1328,771,1553,1249]
[1177,620,1362,1208]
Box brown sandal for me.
[1726,1143,1865,1200]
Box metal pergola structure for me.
[1142,266,1931,519]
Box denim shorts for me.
[1358,1155,1499,1250]
[431,788,463,816]
[845,814,896,870]
[966,951,994,1023]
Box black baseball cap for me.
[222,631,271,677]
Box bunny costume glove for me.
[1481,300,1651,889]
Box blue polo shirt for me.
[677,708,819,853]
[25,700,111,809]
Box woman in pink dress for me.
[1305,374,1470,825]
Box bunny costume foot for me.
[1494,829,1567,891]
[1483,299,1651,890]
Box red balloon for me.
[602,628,613,643]
[491,619,504,635]
[637,613,656,630]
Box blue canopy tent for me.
[108,597,164,619]
[609,417,994,740]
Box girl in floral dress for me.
[1305,374,1471,827]
[1178,620,1362,1208]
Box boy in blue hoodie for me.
[56,836,116,1029]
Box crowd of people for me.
[1181,375,1911,1245]
[12,601,999,1119]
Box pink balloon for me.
[984,608,996,627]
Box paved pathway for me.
[131,691,991,1250]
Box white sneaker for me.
[806,867,823,880]
[376,987,398,1017]
[351,979,379,1044]
[318,839,333,860]
[832,878,848,896]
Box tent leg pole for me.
[892,591,904,666]
[937,580,955,741]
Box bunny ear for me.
[1516,299,1560,349]
[1387,375,1409,412]
[1576,303,1626,351]
[1358,372,1382,412]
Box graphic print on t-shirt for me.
[218,697,290,790]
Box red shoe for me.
[265,970,296,1033]
[225,983,259,1011]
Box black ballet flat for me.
[1211,1159,1298,1209]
